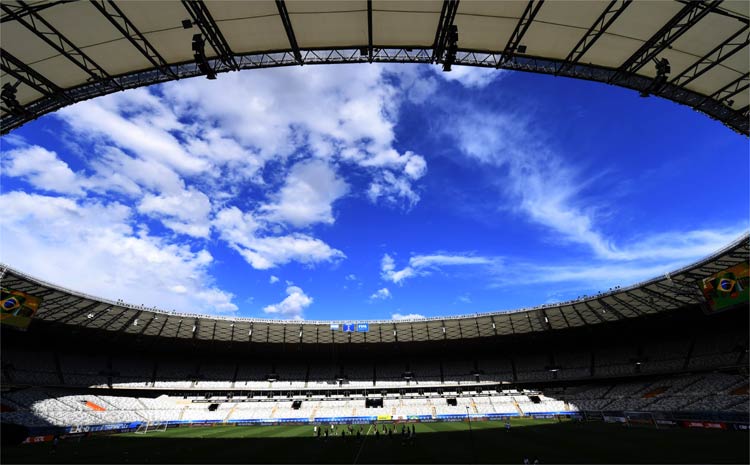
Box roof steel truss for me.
[671,25,749,89]
[497,0,544,68]
[557,0,632,75]
[181,0,238,70]
[1,1,123,91]
[90,0,177,79]
[275,0,302,65]
[432,0,460,64]
[612,0,723,81]
[0,48,71,105]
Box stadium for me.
[1,0,749,463]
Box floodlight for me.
[192,34,216,80]
[2,82,24,116]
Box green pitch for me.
[3,418,748,464]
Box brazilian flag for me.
[0,288,41,329]
[701,263,749,312]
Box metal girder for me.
[2,46,747,136]
[275,0,302,65]
[608,295,644,316]
[154,317,168,338]
[671,26,749,89]
[1,1,122,90]
[567,305,588,326]
[0,1,73,24]
[56,301,104,324]
[38,297,86,317]
[639,286,685,308]
[557,308,571,329]
[79,306,114,328]
[581,300,611,323]
[119,311,142,334]
[0,48,72,104]
[98,308,128,330]
[596,298,628,320]
[557,0,632,75]
[652,281,700,302]
[432,0,460,64]
[138,314,157,335]
[367,0,373,63]
[182,0,238,70]
[611,0,722,81]
[701,73,749,107]
[497,0,544,68]
[90,0,177,79]
[37,293,77,308]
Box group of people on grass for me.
[312,422,417,442]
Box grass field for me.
[3,418,748,464]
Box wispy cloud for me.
[382,253,499,284]
[392,313,426,320]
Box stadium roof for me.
[2,234,748,344]
[1,0,748,135]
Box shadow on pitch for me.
[2,422,748,464]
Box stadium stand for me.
[1,238,748,433]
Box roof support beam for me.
[611,0,722,81]
[639,286,687,308]
[557,0,632,75]
[0,48,72,104]
[497,0,544,68]
[56,301,104,324]
[90,0,177,79]
[608,295,644,316]
[700,73,749,107]
[581,301,612,323]
[432,0,460,64]
[79,305,114,328]
[595,299,628,320]
[670,25,749,89]
[38,297,86,317]
[275,0,302,65]
[182,0,238,70]
[156,316,169,337]
[1,0,123,91]
[367,0,373,63]
[0,1,73,24]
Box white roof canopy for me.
[1,0,748,134]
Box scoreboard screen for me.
[699,262,749,313]
[340,323,369,332]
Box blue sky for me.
[1,64,747,321]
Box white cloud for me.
[214,206,345,270]
[368,171,422,207]
[137,188,212,238]
[0,191,236,314]
[57,90,210,176]
[269,275,279,284]
[346,274,358,281]
[370,288,392,300]
[263,285,312,319]
[391,313,426,320]
[261,159,349,228]
[432,65,504,88]
[382,253,498,284]
[2,145,84,195]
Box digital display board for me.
[341,323,369,332]
[699,262,749,313]
[0,288,41,330]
